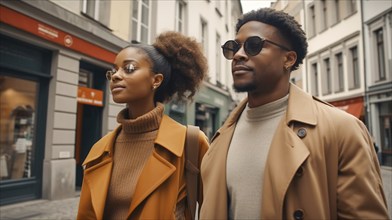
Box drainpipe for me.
[302,0,308,92]
[360,0,372,131]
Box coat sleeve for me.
[76,176,97,220]
[336,117,389,219]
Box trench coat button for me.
[297,128,307,138]
[296,166,304,177]
[293,209,304,220]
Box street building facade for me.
[0,0,242,205]
[362,0,392,167]
[271,0,391,167]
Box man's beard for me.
[233,82,257,93]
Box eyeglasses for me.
[106,63,138,80]
[221,36,291,60]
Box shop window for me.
[380,102,392,167]
[195,103,218,139]
[0,76,37,181]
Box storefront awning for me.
[329,97,364,119]
[335,102,363,118]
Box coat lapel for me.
[128,115,186,215]
[85,158,113,220]
[82,127,119,220]
[262,120,310,218]
[128,151,176,214]
[262,84,316,218]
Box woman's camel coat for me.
[77,115,208,220]
[200,84,389,219]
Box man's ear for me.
[285,51,297,68]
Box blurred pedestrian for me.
[77,31,209,220]
[200,8,389,219]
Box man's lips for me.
[232,65,252,75]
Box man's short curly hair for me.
[236,8,308,70]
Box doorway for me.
[75,104,102,187]
[74,63,106,188]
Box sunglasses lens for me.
[244,36,263,56]
[222,40,238,60]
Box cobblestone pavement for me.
[0,167,391,219]
[0,197,79,220]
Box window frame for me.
[348,45,360,90]
[311,61,319,96]
[334,52,345,93]
[322,57,332,95]
[131,0,151,44]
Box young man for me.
[200,8,389,219]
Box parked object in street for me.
[200,8,389,220]
[77,31,209,220]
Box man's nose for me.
[233,45,248,61]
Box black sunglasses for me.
[221,36,291,60]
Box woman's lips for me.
[111,85,125,93]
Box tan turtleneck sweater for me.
[103,103,164,220]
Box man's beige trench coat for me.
[200,84,389,220]
[77,115,208,220]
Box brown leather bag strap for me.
[185,125,200,220]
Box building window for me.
[201,18,208,55]
[311,63,319,96]
[335,52,344,92]
[176,0,186,33]
[132,0,150,43]
[322,58,332,95]
[216,33,221,85]
[82,0,110,26]
[321,0,328,31]
[375,28,386,81]
[349,46,360,89]
[332,0,340,24]
[309,4,316,37]
[346,0,357,15]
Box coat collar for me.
[83,114,186,167]
[285,83,317,126]
[81,114,186,219]
[155,115,186,157]
[223,83,317,131]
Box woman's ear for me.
[152,73,164,89]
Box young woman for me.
[77,31,209,220]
